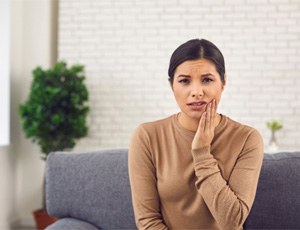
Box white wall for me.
[59,0,300,151]
[7,0,56,228]
[0,1,13,228]
[0,0,10,146]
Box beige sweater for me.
[129,114,264,230]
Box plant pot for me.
[33,209,58,230]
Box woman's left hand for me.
[192,99,217,150]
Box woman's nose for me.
[191,84,204,98]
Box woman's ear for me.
[169,79,174,91]
[222,74,227,90]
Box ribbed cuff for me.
[191,146,212,163]
[192,146,220,185]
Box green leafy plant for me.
[19,61,89,160]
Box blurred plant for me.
[19,61,89,160]
[266,120,283,132]
[266,120,283,151]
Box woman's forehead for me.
[175,59,218,75]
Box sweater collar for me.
[172,112,227,139]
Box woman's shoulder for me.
[131,114,175,143]
[224,115,262,139]
[136,114,175,133]
[220,116,264,155]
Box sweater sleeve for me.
[191,129,264,230]
[128,125,169,230]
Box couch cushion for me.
[244,152,300,229]
[46,149,136,229]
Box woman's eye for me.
[179,79,190,84]
[203,78,213,83]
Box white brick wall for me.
[59,0,300,151]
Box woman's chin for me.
[184,110,204,120]
[191,114,202,120]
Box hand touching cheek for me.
[192,99,218,150]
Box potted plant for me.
[19,61,90,229]
[266,119,283,151]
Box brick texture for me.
[59,0,300,151]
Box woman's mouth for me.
[187,101,207,110]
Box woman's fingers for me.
[192,111,206,149]
[192,100,218,150]
[214,99,217,113]
[199,111,206,132]
[206,103,211,132]
[211,100,216,127]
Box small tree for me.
[19,61,89,160]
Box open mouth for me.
[188,102,206,106]
[187,101,207,106]
[187,101,207,110]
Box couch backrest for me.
[244,152,300,229]
[46,150,300,229]
[46,149,136,229]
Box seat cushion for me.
[45,218,99,230]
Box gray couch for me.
[45,149,300,229]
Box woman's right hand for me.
[192,99,217,150]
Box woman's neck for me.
[177,112,221,132]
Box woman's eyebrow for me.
[201,73,215,78]
[177,73,215,78]
[177,74,191,78]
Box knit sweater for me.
[128,113,264,230]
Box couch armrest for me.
[45,149,136,229]
[46,218,99,230]
[244,152,300,229]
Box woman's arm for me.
[192,130,264,229]
[192,100,264,229]
[128,125,168,230]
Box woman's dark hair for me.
[168,39,225,84]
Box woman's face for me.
[171,58,226,121]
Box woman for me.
[128,39,264,230]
